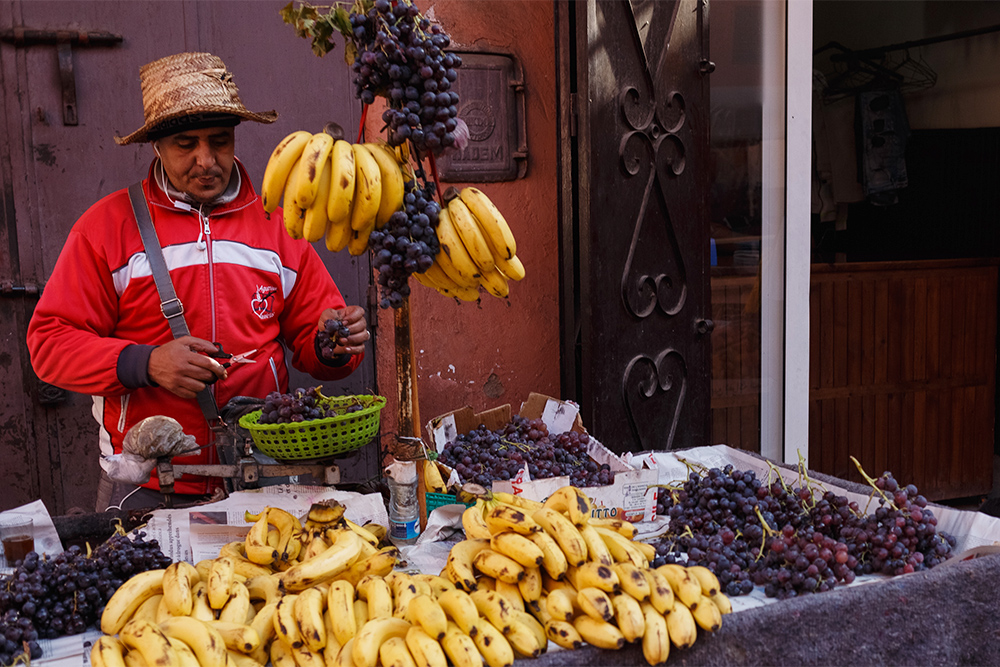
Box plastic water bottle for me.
[386,459,420,545]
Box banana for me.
[122,647,144,667]
[101,568,166,635]
[134,593,163,624]
[326,139,356,226]
[643,568,675,614]
[343,519,381,549]
[167,638,202,667]
[545,588,579,623]
[245,512,279,565]
[91,635,128,667]
[577,587,614,623]
[665,598,698,649]
[357,575,393,620]
[446,196,495,272]
[262,131,312,214]
[612,563,650,602]
[249,602,278,665]
[527,530,569,581]
[268,529,281,550]
[295,132,335,209]
[121,622,178,667]
[470,589,514,634]
[196,559,215,583]
[436,589,480,637]
[494,254,525,282]
[532,507,588,567]
[633,541,657,563]
[542,486,593,528]
[493,579,525,614]
[245,574,282,607]
[303,156,333,243]
[569,561,620,594]
[162,561,200,618]
[580,525,615,567]
[362,522,387,544]
[504,613,544,658]
[710,590,733,615]
[459,187,516,261]
[485,503,542,536]
[470,619,514,667]
[434,206,482,287]
[323,623,343,667]
[544,619,584,650]
[413,573,455,598]
[273,593,302,649]
[206,620,262,654]
[190,581,217,622]
[688,565,721,597]
[294,587,329,651]
[611,593,645,643]
[517,566,542,606]
[573,614,625,650]
[379,635,416,667]
[364,142,405,228]
[207,557,236,610]
[484,531,541,570]
[475,576,497,591]
[405,593,448,640]
[444,538,491,592]
[325,211,353,252]
[292,643,326,667]
[490,493,543,512]
[351,617,411,667]
[280,531,364,591]
[227,649,264,667]
[326,580,357,646]
[347,218,376,256]
[349,143,382,232]
[441,621,483,667]
[270,639,297,667]
[640,601,670,666]
[219,581,252,624]
[514,609,547,652]
[657,563,702,609]
[283,161,307,239]
[337,548,399,587]
[528,594,552,626]
[691,593,722,632]
[405,625,448,667]
[354,598,369,630]
[423,459,448,494]
[588,517,637,540]
[592,526,647,568]
[158,616,228,667]
[462,503,492,541]
[473,549,525,584]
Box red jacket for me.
[27,160,363,494]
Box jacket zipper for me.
[118,394,130,433]
[201,210,217,342]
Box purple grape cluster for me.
[259,387,364,425]
[317,318,351,359]
[369,179,441,309]
[437,415,614,488]
[348,0,462,153]
[652,465,956,600]
[0,532,171,663]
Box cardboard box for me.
[426,393,658,522]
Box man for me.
[26,52,370,510]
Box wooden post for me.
[394,299,427,528]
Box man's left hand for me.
[320,305,370,356]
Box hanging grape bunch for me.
[348,0,462,153]
[368,177,440,308]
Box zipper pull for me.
[197,211,211,251]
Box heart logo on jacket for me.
[251,285,278,320]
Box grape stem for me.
[753,505,779,561]
[850,455,897,511]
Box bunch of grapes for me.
[317,318,351,359]
[0,532,172,663]
[348,0,462,152]
[369,179,440,309]
[437,415,615,488]
[258,387,365,425]
[651,465,956,600]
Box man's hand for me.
[320,305,370,356]
[148,335,227,399]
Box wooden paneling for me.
[711,259,997,501]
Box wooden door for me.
[563,0,712,452]
[0,1,374,513]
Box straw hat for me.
[115,52,277,145]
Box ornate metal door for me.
[564,0,712,452]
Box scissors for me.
[205,343,258,383]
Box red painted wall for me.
[369,1,561,442]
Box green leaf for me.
[332,6,353,36]
[279,2,297,25]
[344,41,358,66]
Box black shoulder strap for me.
[127,182,222,425]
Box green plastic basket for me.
[239,394,386,461]
[426,492,474,514]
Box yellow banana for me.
[219,581,252,624]
[657,563,702,609]
[493,579,525,613]
[576,587,614,623]
[423,459,448,494]
[353,599,369,631]
[612,562,651,601]
[208,557,236,610]
[543,486,593,527]
[205,620,261,654]
[91,635,128,667]
[588,516,637,540]
[526,530,568,581]
[545,587,579,623]
[280,531,364,591]
[470,589,514,634]
[349,143,382,231]
[573,614,625,650]
[633,540,657,563]
[134,593,163,624]
[691,593,722,632]
[531,507,588,567]
[291,642,326,667]
[484,503,541,536]
[294,132,335,209]
[458,505,488,542]
[327,580,357,646]
[688,565,721,597]
[249,602,278,665]
[270,638,297,667]
[545,619,584,650]
[404,625,448,667]
[513,610,547,654]
[273,593,302,650]
[568,561,620,594]
[190,581,216,622]
[441,621,483,667]
[477,265,510,299]
[665,598,698,649]
[262,131,312,214]
[294,586,329,652]
[517,566,542,606]
[528,593,552,625]
[434,207,482,287]
[326,139,356,226]
[323,616,343,666]
[611,593,645,642]
[156,616,227,667]
[245,512,278,565]
[640,601,670,665]
[644,568,675,615]
[404,594,448,641]
[592,526,647,568]
[473,549,525,584]
[711,590,733,615]
[364,142,405,228]
[283,161,307,239]
[119,618,180,667]
[303,157,333,243]
[351,617,411,667]
[343,519,381,548]
[446,196,495,272]
[504,613,544,658]
[435,589,480,637]
[245,574,282,607]
[162,561,200,618]
[444,538,491,592]
[357,575,393,620]
[470,618,514,667]
[493,254,525,282]
[347,218,376,256]
[412,573,455,598]
[579,525,614,567]
[459,187,516,261]
[226,648,264,667]
[337,548,399,587]
[167,638,201,667]
[379,635,416,667]
[325,213,353,253]
[100,568,166,635]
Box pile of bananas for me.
[453,486,731,666]
[423,458,451,494]
[413,187,526,302]
[90,503,398,667]
[262,130,407,256]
